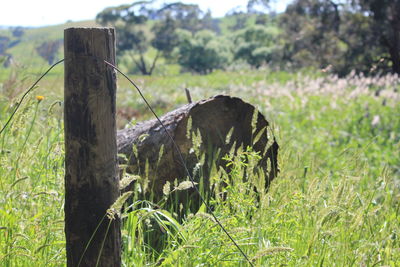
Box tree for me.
[233,25,281,68]
[225,12,251,32]
[96,2,219,75]
[155,3,216,34]
[338,10,386,74]
[176,30,232,74]
[279,0,399,75]
[0,36,10,55]
[247,0,270,13]
[97,2,159,75]
[279,0,346,71]
[351,0,400,74]
[151,15,179,60]
[36,40,63,65]
[11,27,24,38]
[151,2,219,60]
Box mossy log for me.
[117,95,279,195]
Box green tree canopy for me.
[233,25,280,68]
[150,2,216,60]
[351,0,400,74]
[155,2,216,33]
[279,0,345,71]
[151,15,179,60]
[279,0,399,75]
[176,29,232,74]
[97,1,160,75]
[96,1,219,75]
[36,40,63,65]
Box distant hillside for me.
[0,13,264,73]
[0,20,99,68]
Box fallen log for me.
[117,95,279,196]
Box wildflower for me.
[371,115,380,127]
[36,95,44,102]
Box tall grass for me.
[0,68,399,266]
[0,92,65,266]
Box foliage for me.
[0,28,24,57]
[0,91,65,266]
[35,40,63,65]
[151,2,218,61]
[279,0,346,72]
[96,1,217,75]
[151,16,179,60]
[1,63,399,266]
[279,0,400,76]
[224,12,251,32]
[233,24,280,68]
[1,5,400,264]
[11,27,24,38]
[175,29,232,74]
[96,2,160,75]
[351,0,400,74]
[155,2,216,34]
[1,0,399,76]
[0,35,10,54]
[247,0,270,13]
[0,33,21,68]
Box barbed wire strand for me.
[0,59,65,136]
[104,60,255,267]
[0,58,254,266]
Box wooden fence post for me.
[64,28,121,266]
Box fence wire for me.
[0,58,255,267]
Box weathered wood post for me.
[64,28,121,266]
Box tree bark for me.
[389,6,400,75]
[64,28,121,267]
[117,95,279,196]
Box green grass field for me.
[0,58,399,267]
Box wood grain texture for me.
[64,27,121,267]
[117,95,279,196]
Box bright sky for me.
[0,0,291,27]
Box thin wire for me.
[104,60,254,267]
[0,59,65,136]
[0,57,254,266]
